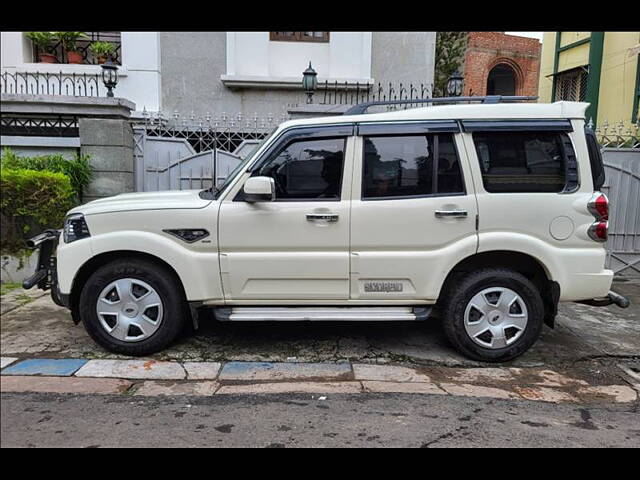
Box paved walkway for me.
[1,279,638,405]
[2,357,638,404]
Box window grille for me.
[555,67,588,102]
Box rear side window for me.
[473,131,575,193]
[362,133,464,199]
[585,127,605,190]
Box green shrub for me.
[0,168,75,256]
[25,32,56,53]
[1,148,92,201]
[89,41,115,58]
[55,31,88,51]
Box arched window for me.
[487,64,516,96]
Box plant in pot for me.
[57,32,88,64]
[25,32,57,63]
[89,41,115,65]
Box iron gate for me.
[602,148,640,276]
[132,111,285,192]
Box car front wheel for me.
[78,258,186,356]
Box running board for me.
[214,306,431,322]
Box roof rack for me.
[343,95,539,115]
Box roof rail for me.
[343,95,539,115]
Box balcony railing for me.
[1,70,102,97]
[31,32,121,65]
[318,81,434,108]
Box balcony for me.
[31,32,122,66]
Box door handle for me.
[306,213,339,222]
[435,209,468,218]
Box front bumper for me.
[22,229,69,308]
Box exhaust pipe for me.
[607,290,630,308]
[577,290,630,308]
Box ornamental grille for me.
[0,115,79,137]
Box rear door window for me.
[361,133,465,200]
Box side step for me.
[214,306,431,322]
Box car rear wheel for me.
[441,268,544,362]
[79,258,186,356]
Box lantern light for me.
[302,61,318,104]
[101,59,119,98]
[446,69,464,97]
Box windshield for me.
[201,127,278,199]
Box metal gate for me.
[602,148,640,276]
[132,111,283,192]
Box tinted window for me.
[585,127,605,190]
[253,137,345,200]
[362,134,464,199]
[473,132,569,193]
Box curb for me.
[1,356,638,404]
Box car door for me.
[349,121,478,302]
[218,125,355,301]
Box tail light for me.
[588,192,608,220]
[587,192,609,243]
[588,221,608,242]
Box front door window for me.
[252,137,346,201]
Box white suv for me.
[24,97,629,362]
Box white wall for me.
[225,32,373,83]
[1,32,162,112]
[118,32,162,112]
[0,31,33,66]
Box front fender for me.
[57,230,223,302]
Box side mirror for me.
[243,176,275,202]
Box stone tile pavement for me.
[1,357,638,405]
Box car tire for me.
[441,268,544,363]
[79,258,187,356]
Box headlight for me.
[63,214,91,243]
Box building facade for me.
[462,32,541,98]
[538,31,640,128]
[1,31,437,117]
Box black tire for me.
[441,268,544,363]
[78,258,187,356]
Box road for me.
[2,391,639,448]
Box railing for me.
[0,115,79,137]
[1,70,102,97]
[591,119,640,149]
[31,32,121,65]
[318,81,434,107]
[133,109,289,154]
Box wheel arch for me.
[69,250,188,324]
[438,250,560,328]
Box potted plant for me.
[89,41,115,65]
[25,32,57,63]
[56,32,87,64]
